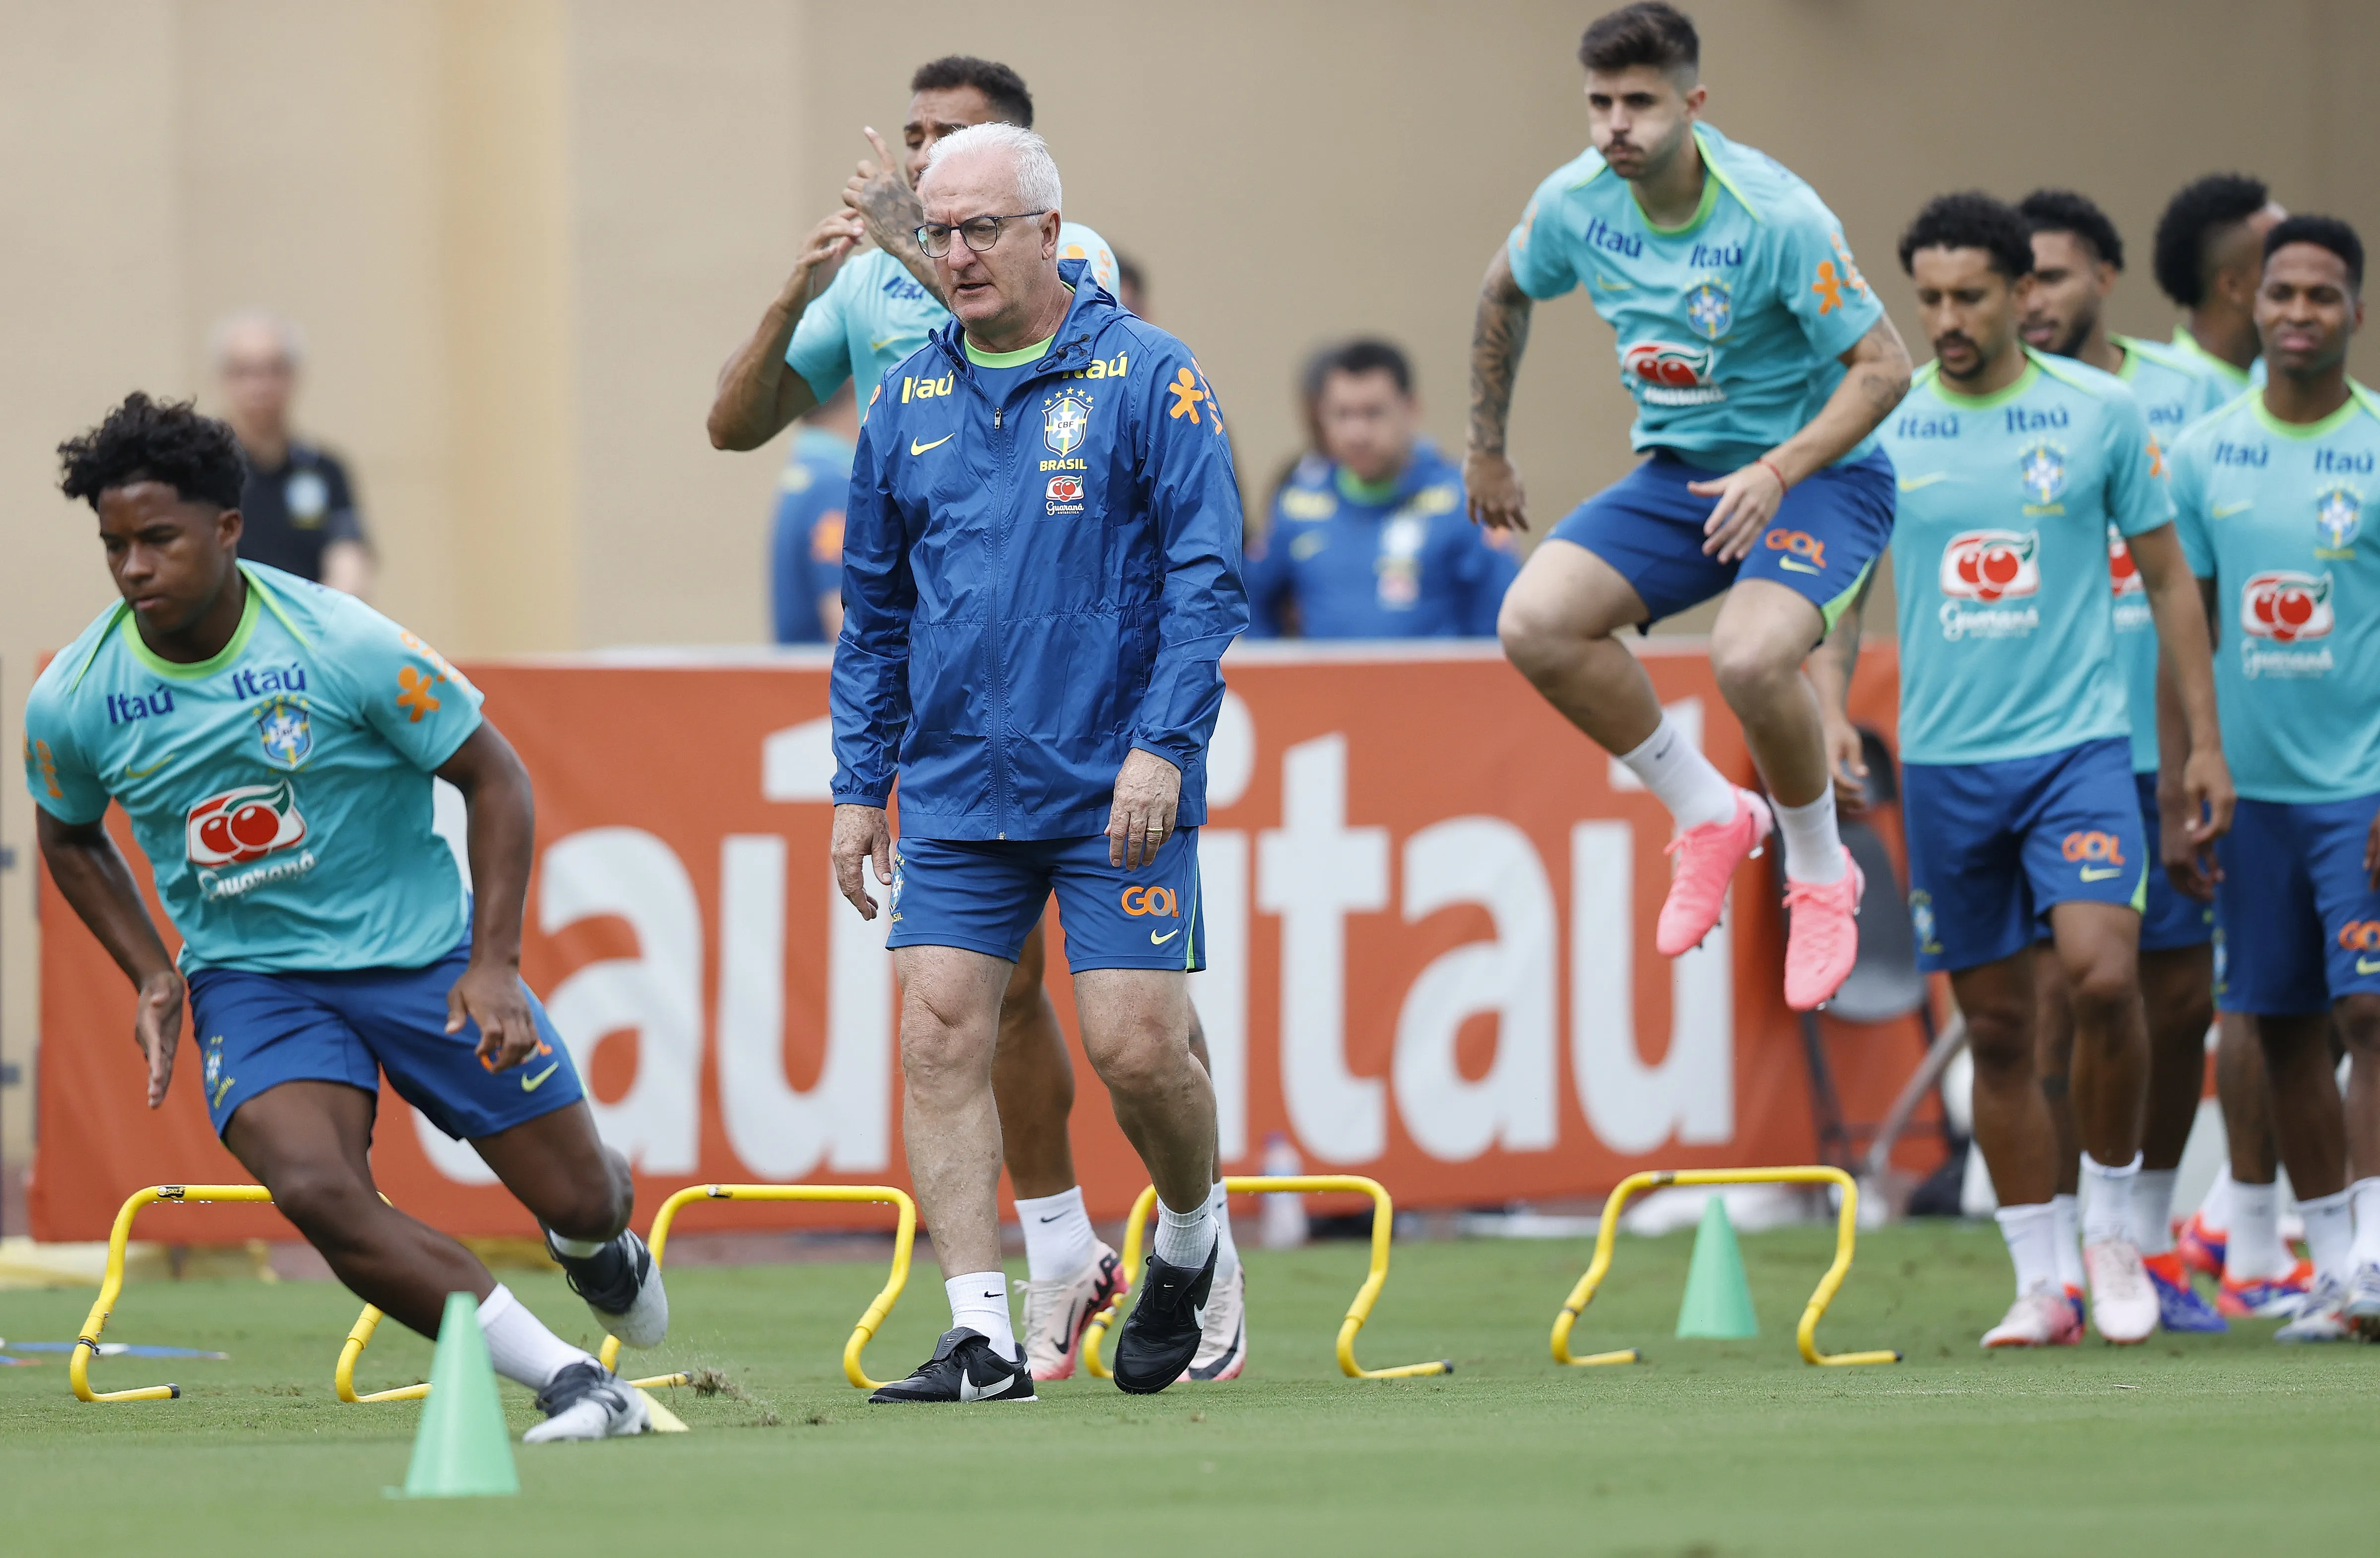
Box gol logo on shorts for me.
[2335,921,2380,952]
[1119,884,1180,918]
[2060,830,2125,866]
[1762,528,1826,570]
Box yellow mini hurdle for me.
[1549,1165,1900,1370]
[1082,1175,1451,1381]
[72,1184,276,1402]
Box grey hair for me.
[922,121,1062,213]
[208,308,306,370]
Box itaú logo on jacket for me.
[1938,529,2039,602]
[187,777,308,867]
[1620,341,1724,406]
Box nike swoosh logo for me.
[870,337,901,353]
[2212,500,2254,518]
[1778,558,1822,574]
[1150,928,1181,945]
[2358,957,2380,975]
[1898,473,1952,492]
[910,434,954,455]
[2080,866,2123,882]
[1037,1213,1068,1223]
[519,1061,562,1092]
[959,1371,1020,1401]
[122,754,174,779]
[1595,273,1632,291]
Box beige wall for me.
[5,0,2379,1174]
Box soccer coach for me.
[828,123,1247,1401]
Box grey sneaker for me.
[2274,1276,2353,1343]
[2341,1262,2380,1342]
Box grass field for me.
[4,1221,2375,1556]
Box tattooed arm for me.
[1464,246,1537,531]
[843,128,944,306]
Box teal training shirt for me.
[2169,384,2380,803]
[1505,123,1885,471]
[22,565,484,973]
[1880,351,2174,765]
[785,223,1117,404]
[2104,334,2234,771]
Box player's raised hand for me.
[1689,458,1789,562]
[1107,749,1183,870]
[450,959,541,1073]
[833,804,894,921]
[781,211,866,305]
[1465,448,1529,531]
[134,969,185,1109]
[844,127,925,255]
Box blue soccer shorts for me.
[185,932,584,1141]
[1902,737,2147,974]
[1548,446,1897,629]
[885,829,1207,973]
[2213,793,2380,1015]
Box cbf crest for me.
[2315,487,2362,554]
[2018,442,2067,508]
[254,694,312,768]
[1686,278,1733,340]
[1043,393,1091,458]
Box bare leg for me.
[1496,540,1665,754]
[2048,901,2148,1167]
[1074,969,1216,1215]
[992,920,1077,1200]
[222,1080,495,1338]
[2217,1011,2279,1184]
[2034,943,2081,1196]
[2258,1009,2347,1200]
[1953,954,2058,1207]
[894,945,1013,1281]
[1708,579,1831,809]
[471,1099,635,1243]
[2139,944,2215,1173]
[2333,994,2380,1179]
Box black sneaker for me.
[523,1359,649,1442]
[1113,1239,1216,1394]
[868,1328,1038,1404]
[549,1228,669,1349]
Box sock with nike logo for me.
[1205,1178,1240,1290]
[478,1282,596,1390]
[1153,1194,1216,1270]
[1015,1186,1096,1282]
[947,1272,1017,1357]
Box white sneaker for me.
[1982,1285,2084,1348]
[2083,1238,2156,1344]
[553,1229,669,1350]
[522,1360,649,1442]
[1022,1244,1124,1381]
[2275,1276,2355,1343]
[1181,1263,1247,1381]
[2343,1262,2380,1341]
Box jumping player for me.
[706,56,1244,1384]
[28,395,664,1439]
[1814,194,2228,1347]
[1470,3,1913,1012]
[2166,216,2380,1341]
[2015,188,2230,1332]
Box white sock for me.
[1206,1179,1241,1288]
[2050,1193,2085,1293]
[945,1271,1016,1357]
[2195,1164,2233,1232]
[1774,790,1847,884]
[2080,1154,2140,1244]
[2298,1188,2355,1285]
[1153,1194,1217,1270]
[547,1232,606,1259]
[1015,1186,1097,1283]
[476,1283,594,1390]
[2348,1178,2380,1270]
[1995,1202,2061,1297]
[2225,1180,2290,1280]
[2132,1169,2179,1256]
[1617,713,1737,833]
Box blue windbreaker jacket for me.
[830,262,1248,841]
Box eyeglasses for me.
[915,211,1047,258]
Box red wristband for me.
[1757,456,1790,491]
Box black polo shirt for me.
[236,440,367,582]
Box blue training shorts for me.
[1903,737,2146,974]
[2214,793,2380,1015]
[1548,446,1897,629]
[185,931,584,1141]
[886,829,1207,973]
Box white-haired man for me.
[831,123,1246,1400]
[212,310,374,597]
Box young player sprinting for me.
[2165,216,2380,1342]
[27,395,665,1439]
[1467,2,1915,1013]
[1813,195,2229,1347]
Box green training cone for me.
[1674,1195,1759,1339]
[402,1291,519,1498]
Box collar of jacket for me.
[930,257,1115,384]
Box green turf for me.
[3,1223,2374,1556]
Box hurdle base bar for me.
[73,1185,276,1403]
[1082,1175,1452,1381]
[1549,1166,1901,1370]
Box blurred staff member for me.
[1247,339,1516,638]
[210,310,373,596]
[1115,251,1150,317]
[770,382,858,643]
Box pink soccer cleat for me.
[1982,1286,2084,1348]
[2084,1238,2158,1344]
[1782,849,1865,1012]
[1656,790,1773,957]
[2174,1210,2227,1280]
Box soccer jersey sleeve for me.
[2104,389,2178,540]
[1774,198,1882,362]
[21,671,109,825]
[785,262,859,403]
[1506,167,1582,301]
[325,596,487,771]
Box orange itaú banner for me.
[32,641,1923,1242]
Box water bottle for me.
[1259,1131,1307,1250]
